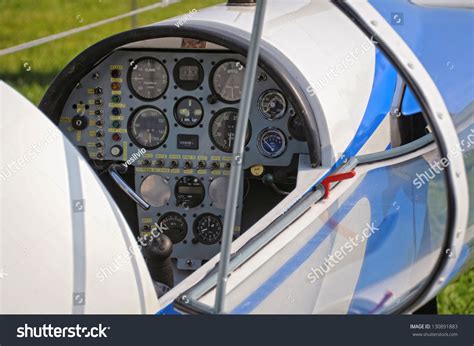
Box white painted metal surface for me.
[151,0,379,165]
[0,82,159,314]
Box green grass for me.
[0,0,472,315]
[438,267,474,314]
[0,0,224,104]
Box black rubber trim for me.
[39,24,321,167]
[332,0,458,314]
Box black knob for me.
[71,115,88,130]
[170,160,178,169]
[207,94,218,104]
[142,234,173,260]
[142,234,174,288]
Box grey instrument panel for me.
[58,49,307,269]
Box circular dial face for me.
[193,213,223,245]
[174,97,204,128]
[128,57,168,100]
[158,212,188,244]
[257,128,287,158]
[258,90,287,120]
[173,58,204,91]
[140,175,171,207]
[209,108,251,153]
[128,107,169,149]
[211,60,245,103]
[175,176,205,208]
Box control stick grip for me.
[142,234,174,289]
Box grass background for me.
[0,0,224,104]
[0,0,472,314]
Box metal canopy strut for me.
[214,0,267,314]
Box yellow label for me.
[123,141,128,161]
[143,153,153,159]
[250,165,264,176]
[87,88,94,94]
[182,155,196,160]
[197,169,207,175]
[110,78,123,83]
[89,130,96,137]
[169,154,181,159]
[111,90,122,95]
[156,154,167,159]
[108,103,126,108]
[212,170,222,175]
[60,117,71,123]
[211,156,221,161]
[136,167,153,173]
[110,115,124,121]
[87,142,96,147]
[76,131,81,141]
[222,156,232,161]
[110,65,123,70]
[108,128,127,133]
[197,155,208,160]
[183,169,193,174]
[170,168,180,174]
[142,218,153,223]
[136,167,173,174]
[223,170,230,176]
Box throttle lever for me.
[108,163,150,210]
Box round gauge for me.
[257,128,287,158]
[209,108,251,153]
[175,176,205,208]
[174,97,204,128]
[288,114,306,142]
[193,213,223,245]
[209,176,229,209]
[258,90,287,120]
[128,107,169,149]
[173,57,204,91]
[128,57,168,100]
[158,212,188,244]
[140,175,171,207]
[211,59,245,103]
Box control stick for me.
[142,233,174,289]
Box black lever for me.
[142,233,174,289]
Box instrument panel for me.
[58,49,307,269]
